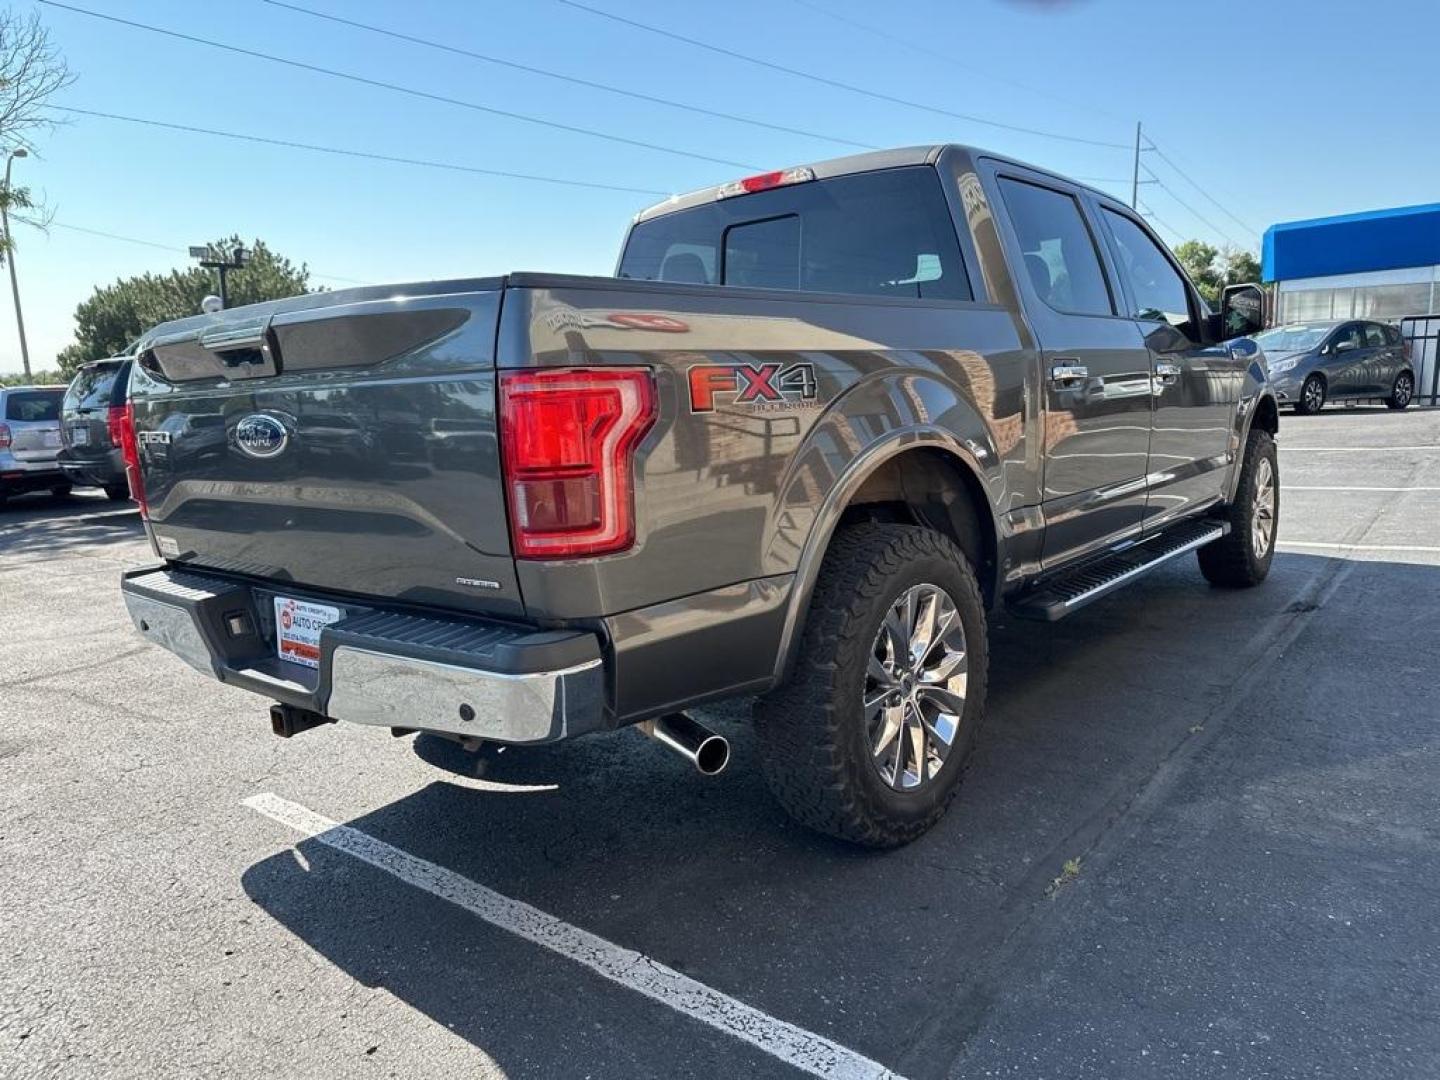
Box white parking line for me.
[1281,445,1440,452]
[245,793,900,1080]
[1278,541,1440,554]
[1285,486,1440,492]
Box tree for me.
[1174,239,1263,305]
[0,9,73,253]
[56,238,316,373]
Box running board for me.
[1007,520,1228,622]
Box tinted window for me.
[997,178,1112,317]
[1102,209,1193,329]
[1364,324,1387,348]
[1330,324,1363,352]
[4,390,62,422]
[64,362,125,411]
[620,167,970,300]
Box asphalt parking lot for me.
[3,407,1438,1080]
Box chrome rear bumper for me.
[120,567,605,744]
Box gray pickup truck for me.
[120,144,1277,846]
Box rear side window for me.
[64,363,125,411]
[1364,324,1387,348]
[4,390,62,422]
[620,167,971,301]
[1385,324,1402,345]
[996,177,1113,317]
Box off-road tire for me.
[1198,428,1278,588]
[1294,374,1326,415]
[755,523,988,848]
[1387,371,1414,410]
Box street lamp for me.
[190,243,250,310]
[2,148,31,379]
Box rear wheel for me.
[104,482,130,501]
[755,523,988,848]
[1294,374,1326,415]
[1198,428,1278,588]
[1387,371,1414,410]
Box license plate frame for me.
[273,596,343,669]
[71,426,89,446]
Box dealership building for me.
[1263,201,1440,324]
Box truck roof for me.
[633,143,1115,223]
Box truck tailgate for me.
[130,280,522,617]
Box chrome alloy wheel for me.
[1395,373,1414,406]
[864,583,968,791]
[1251,456,1276,559]
[1303,377,1325,412]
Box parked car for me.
[118,144,1276,847]
[0,384,70,504]
[59,356,135,501]
[1256,319,1415,413]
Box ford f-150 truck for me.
[119,145,1277,846]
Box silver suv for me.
[0,385,70,504]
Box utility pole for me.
[190,243,250,309]
[1131,121,1142,210]
[3,149,32,378]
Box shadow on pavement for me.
[240,553,1440,1079]
[0,491,142,559]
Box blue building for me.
[1263,202,1440,324]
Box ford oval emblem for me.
[234,414,289,459]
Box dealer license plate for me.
[274,596,342,669]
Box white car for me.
[0,385,70,504]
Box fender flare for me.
[770,425,1000,684]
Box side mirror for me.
[1219,283,1266,340]
[1335,339,1358,353]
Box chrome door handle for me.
[1050,360,1089,385]
[1154,360,1182,383]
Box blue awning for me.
[1263,201,1440,282]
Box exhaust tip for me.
[693,733,730,776]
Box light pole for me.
[2,148,32,378]
[190,243,250,309]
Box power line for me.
[554,0,1131,150]
[1142,166,1243,249]
[37,0,759,172]
[787,0,1128,125]
[262,0,876,153]
[45,221,371,285]
[54,106,672,197]
[1136,202,1183,244]
[1143,136,1258,236]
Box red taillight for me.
[715,166,816,200]
[0,423,9,450]
[106,404,126,448]
[499,367,656,559]
[116,403,147,516]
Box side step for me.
[1007,520,1228,622]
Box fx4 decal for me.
[687,362,819,412]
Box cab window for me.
[996,177,1113,317]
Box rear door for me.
[130,282,522,617]
[988,168,1153,566]
[1096,204,1241,525]
[3,389,63,461]
[1360,323,1398,394]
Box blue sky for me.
[6,0,1440,373]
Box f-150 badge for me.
[687,362,818,412]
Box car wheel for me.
[1387,371,1414,410]
[104,482,130,501]
[50,483,73,498]
[1294,374,1326,415]
[755,523,989,848]
[1198,428,1278,588]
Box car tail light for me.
[106,404,126,448]
[0,424,9,450]
[499,367,656,559]
[715,166,815,200]
[116,403,147,516]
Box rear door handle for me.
[1050,360,1089,386]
